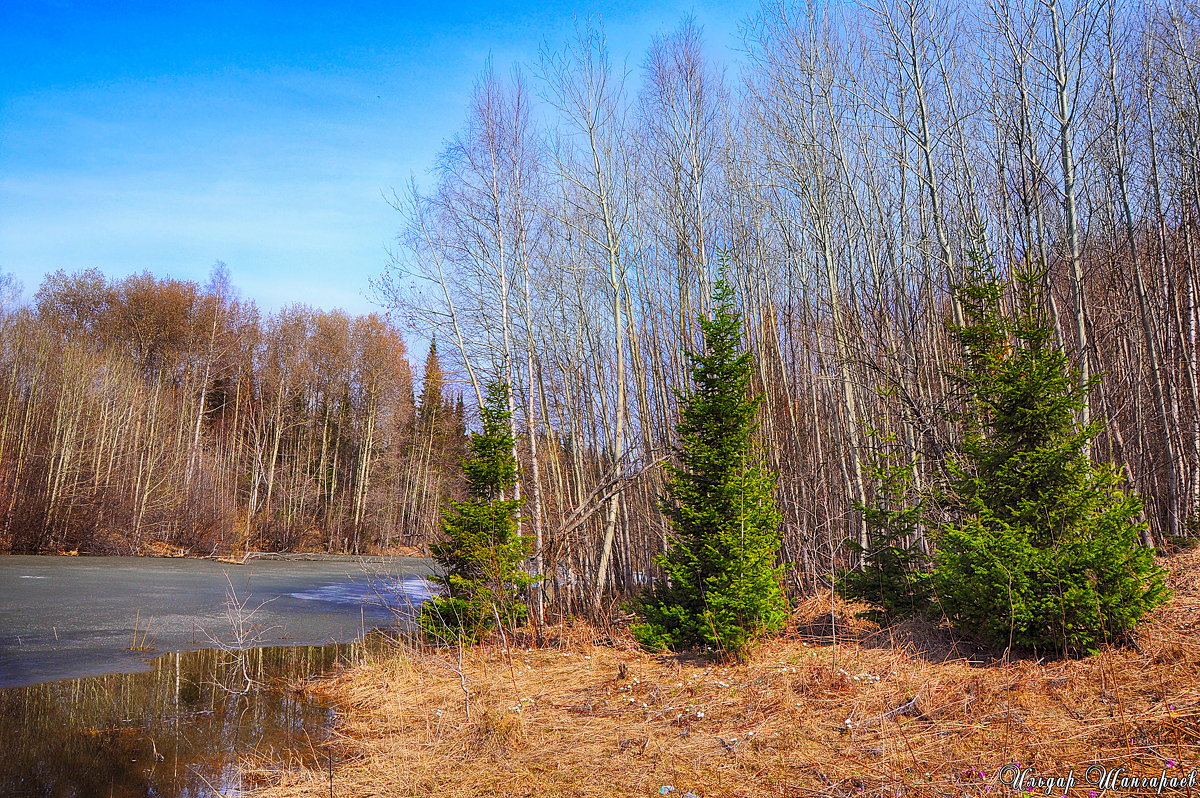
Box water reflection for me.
[0,640,378,797]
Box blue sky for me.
[0,0,756,316]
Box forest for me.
[0,266,466,556]
[5,0,1200,623]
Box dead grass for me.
[250,551,1200,797]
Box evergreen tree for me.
[419,380,533,642]
[417,340,447,431]
[933,264,1167,655]
[633,280,787,660]
[837,433,931,624]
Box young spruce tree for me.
[933,263,1168,655]
[419,380,533,642]
[837,433,931,625]
[634,280,787,660]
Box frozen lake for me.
[0,554,436,687]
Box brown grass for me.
[250,551,1200,797]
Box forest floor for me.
[249,550,1200,798]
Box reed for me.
[128,609,154,652]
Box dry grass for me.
[251,551,1200,797]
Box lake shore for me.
[0,542,431,561]
[251,550,1200,797]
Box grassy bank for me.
[250,552,1200,797]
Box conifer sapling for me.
[634,279,787,660]
[419,380,533,642]
[933,263,1167,655]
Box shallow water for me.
[0,641,374,797]
[0,555,436,797]
[0,555,435,687]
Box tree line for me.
[422,266,1165,660]
[381,0,1200,618]
[0,266,468,555]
